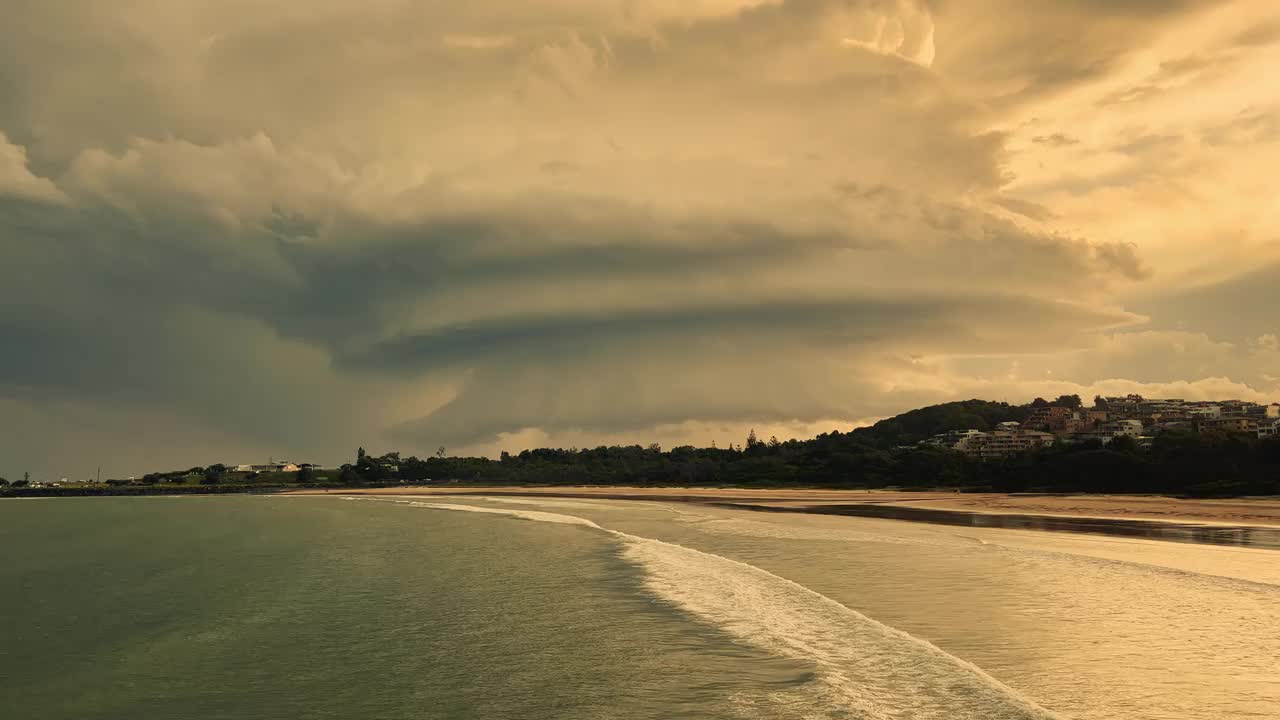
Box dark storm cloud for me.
[2,0,1271,479]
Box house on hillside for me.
[1025,406,1074,432]
[920,429,990,452]
[1259,419,1280,439]
[969,429,1055,459]
[1199,417,1259,434]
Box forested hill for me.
[848,400,1030,448]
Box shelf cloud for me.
[2,0,1277,477]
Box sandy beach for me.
[290,486,1280,527]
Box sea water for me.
[2,495,1277,719]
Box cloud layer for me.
[1,0,1277,478]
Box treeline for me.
[342,400,1279,497]
[355,432,1279,498]
[7,399,1278,499]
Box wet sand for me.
[292,486,1280,524]
[292,487,1280,546]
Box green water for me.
[0,497,798,720]
[6,495,1279,720]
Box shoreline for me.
[288,486,1280,528]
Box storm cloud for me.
[1,0,1276,478]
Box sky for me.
[2,0,1278,480]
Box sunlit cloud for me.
[1,0,1277,477]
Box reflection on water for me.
[717,502,1280,550]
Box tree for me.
[1054,394,1083,409]
[0,477,8,486]
[295,466,315,484]
[200,469,221,485]
[1031,397,1050,408]
[1094,395,1109,410]
[435,447,447,459]
[1107,435,1139,454]
[357,447,367,463]
[13,479,29,488]
[746,429,761,449]
[340,466,362,486]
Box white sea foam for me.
[466,496,633,511]
[400,501,604,528]
[382,498,1061,719]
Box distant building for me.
[1070,419,1144,445]
[234,462,301,473]
[1200,417,1259,434]
[1187,405,1222,420]
[1102,394,1146,415]
[920,429,990,452]
[1258,419,1280,440]
[1025,406,1074,432]
[969,429,1055,459]
[1111,420,1144,438]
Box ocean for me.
[2,495,1278,719]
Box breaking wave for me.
[373,498,1060,719]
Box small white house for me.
[1112,419,1144,437]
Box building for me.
[921,429,991,452]
[1102,394,1146,415]
[1069,419,1144,445]
[1187,405,1222,420]
[1025,406,1075,432]
[1259,419,1280,439]
[1200,417,1259,434]
[1110,420,1144,438]
[234,462,300,473]
[969,429,1055,459]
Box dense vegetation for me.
[6,399,1278,498]
[342,398,1279,497]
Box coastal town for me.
[920,395,1280,459]
[9,395,1280,491]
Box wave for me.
[459,496,635,511]
[376,498,1060,719]
[401,501,603,528]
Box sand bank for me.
[289,486,1280,527]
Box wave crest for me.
[378,498,1059,719]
